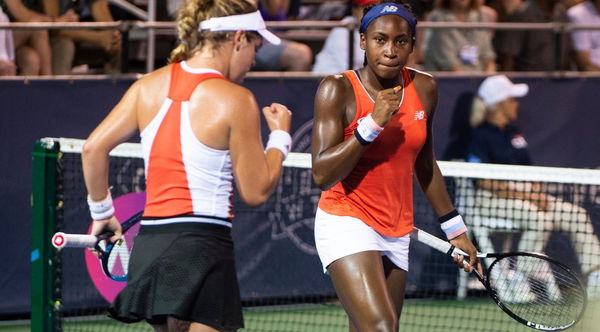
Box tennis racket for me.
[51,210,143,282]
[410,227,587,331]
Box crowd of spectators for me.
[0,0,599,76]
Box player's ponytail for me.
[169,0,256,63]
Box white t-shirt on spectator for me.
[567,1,600,67]
[312,17,364,75]
[0,7,14,61]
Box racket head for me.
[483,252,587,331]
[97,211,143,282]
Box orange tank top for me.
[317,68,427,237]
[141,62,231,218]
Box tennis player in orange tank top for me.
[311,1,482,331]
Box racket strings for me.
[488,255,585,329]
[105,238,132,280]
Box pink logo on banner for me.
[85,192,146,303]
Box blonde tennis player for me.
[81,0,292,331]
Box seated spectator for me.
[41,0,121,74]
[1,0,77,75]
[312,0,373,74]
[423,0,496,73]
[496,0,568,71]
[566,0,600,71]
[0,6,16,75]
[249,0,312,71]
[464,75,600,297]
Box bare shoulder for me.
[188,79,259,122]
[406,67,437,113]
[407,67,436,94]
[136,65,172,101]
[201,79,256,108]
[315,73,353,111]
[317,73,352,97]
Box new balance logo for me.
[380,5,399,13]
[414,110,425,120]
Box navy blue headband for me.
[359,3,417,37]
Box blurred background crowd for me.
[0,0,598,76]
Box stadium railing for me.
[2,19,600,76]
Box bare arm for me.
[5,0,52,21]
[311,75,366,190]
[476,179,551,211]
[40,0,59,17]
[413,73,481,273]
[82,80,140,201]
[484,58,497,73]
[47,0,118,51]
[413,75,454,216]
[573,50,600,71]
[37,0,79,22]
[90,0,114,21]
[312,74,402,190]
[81,79,140,240]
[260,0,290,17]
[228,87,291,206]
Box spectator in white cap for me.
[462,75,600,301]
[469,74,528,130]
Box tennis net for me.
[31,137,600,331]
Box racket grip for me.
[52,232,97,249]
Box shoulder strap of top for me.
[168,62,226,101]
[401,67,412,85]
[343,70,372,104]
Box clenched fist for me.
[262,102,292,133]
[371,86,402,127]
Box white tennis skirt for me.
[314,207,410,273]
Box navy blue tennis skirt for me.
[109,222,243,330]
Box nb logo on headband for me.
[381,5,399,13]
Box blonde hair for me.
[168,0,257,63]
[469,96,498,128]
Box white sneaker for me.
[494,270,537,303]
[532,269,561,301]
[587,270,600,300]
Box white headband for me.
[199,11,281,45]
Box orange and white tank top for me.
[140,61,233,222]
[318,68,428,237]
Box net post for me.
[31,138,60,332]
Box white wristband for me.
[440,213,468,240]
[355,114,384,145]
[265,130,292,159]
[87,190,115,221]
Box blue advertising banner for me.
[1,75,599,314]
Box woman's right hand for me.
[262,103,292,133]
[371,86,402,127]
[91,216,123,244]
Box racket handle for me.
[411,227,474,259]
[52,232,97,249]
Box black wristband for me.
[354,128,370,146]
[439,209,459,223]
